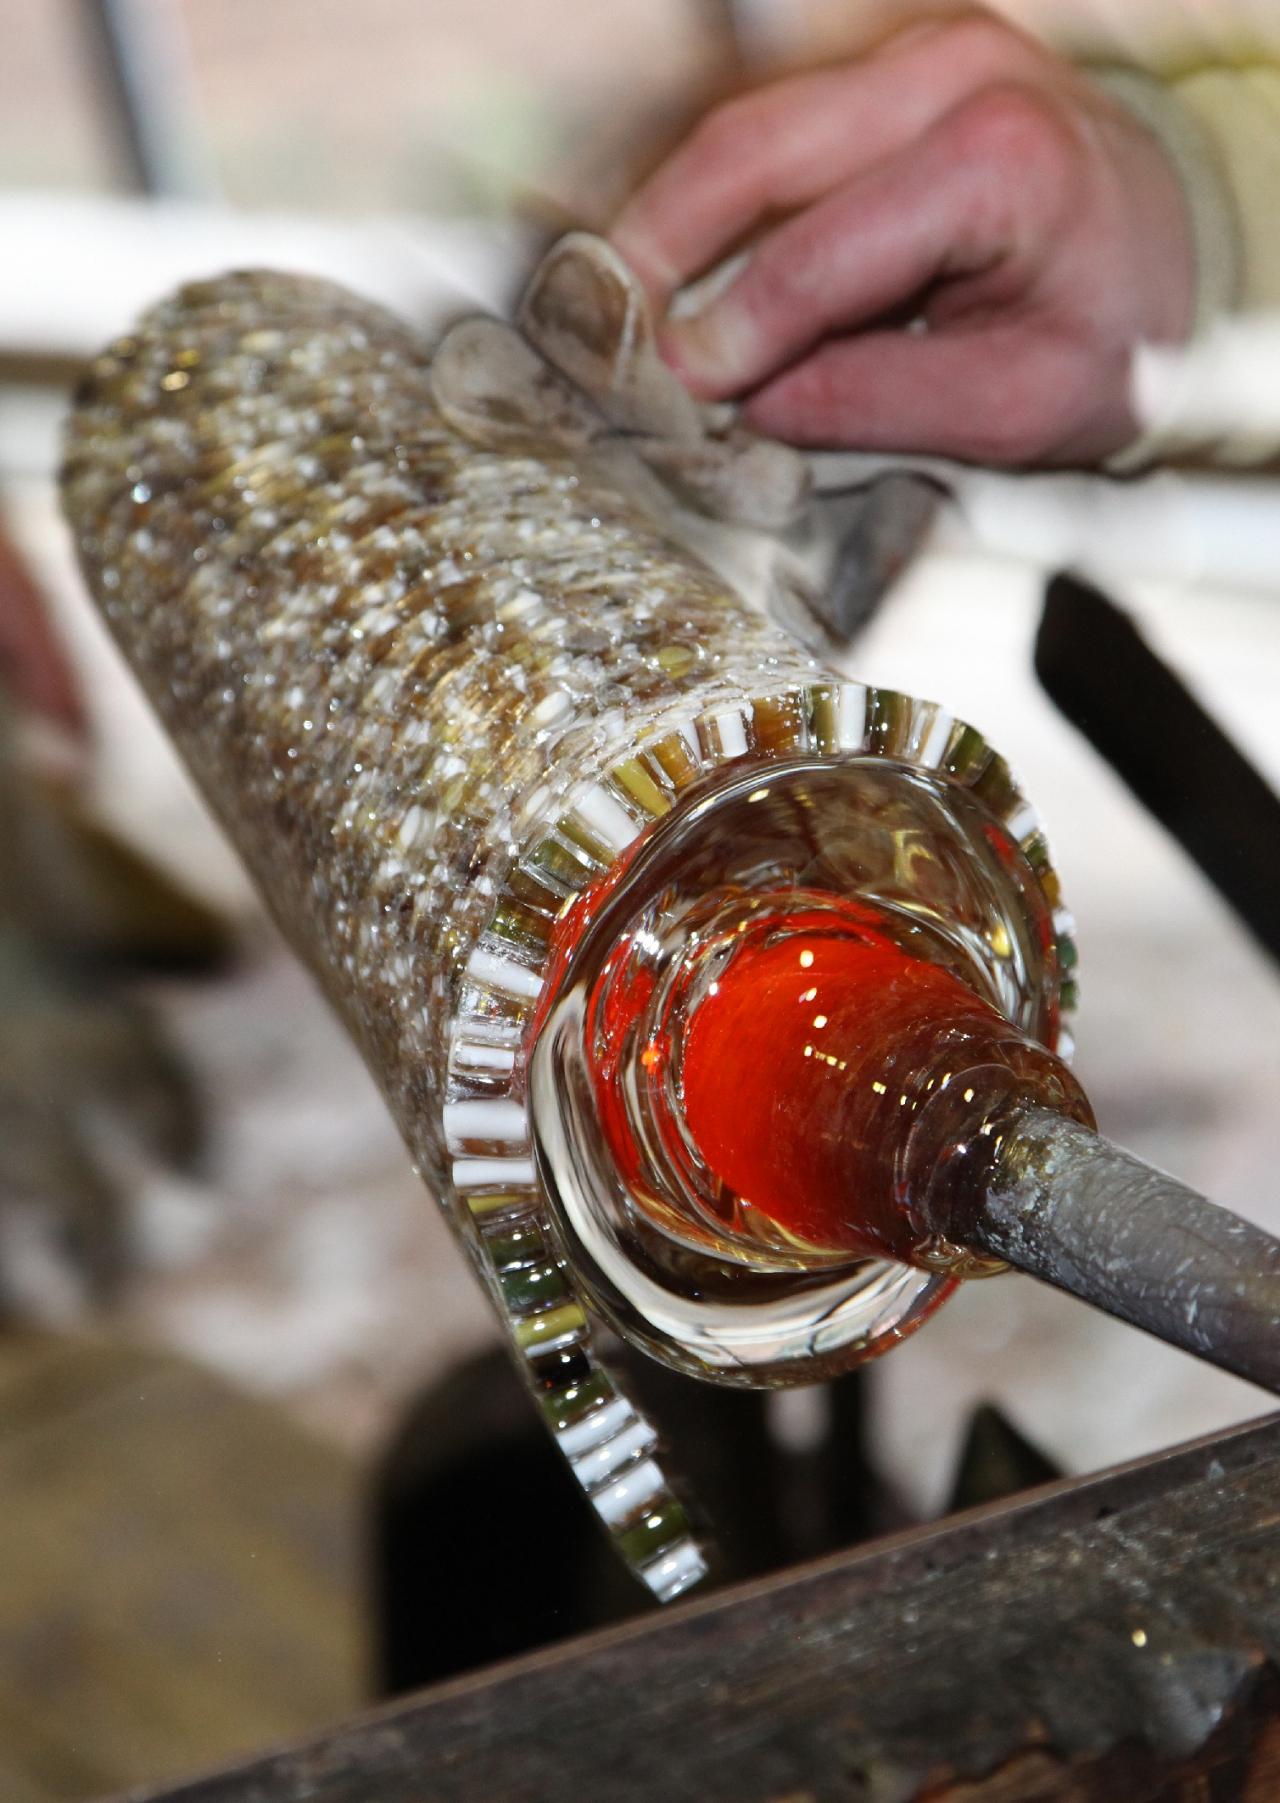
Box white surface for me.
[812,453,1280,598]
[1136,316,1280,451]
[0,191,519,354]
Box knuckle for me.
[690,94,756,166]
[953,80,1077,193]
[956,80,1051,153]
[942,9,1015,57]
[907,8,1027,73]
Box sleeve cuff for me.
[1090,66,1244,472]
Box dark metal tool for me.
[1036,569,1280,966]
[971,1107,1280,1394]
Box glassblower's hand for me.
[611,9,1197,466]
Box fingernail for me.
[668,252,749,323]
[608,227,677,300]
[660,311,747,398]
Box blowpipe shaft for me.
[972,1107,1280,1393]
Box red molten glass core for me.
[678,913,1005,1256]
[543,852,1079,1272]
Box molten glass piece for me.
[552,864,1091,1283]
[677,904,1017,1258]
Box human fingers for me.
[612,65,922,303]
[660,82,1081,401]
[610,10,1054,303]
[741,324,1124,465]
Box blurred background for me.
[1,3,1278,1799]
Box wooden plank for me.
[119,1410,1280,1803]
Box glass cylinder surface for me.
[61,270,1077,1595]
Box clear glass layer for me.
[452,677,1075,1421]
